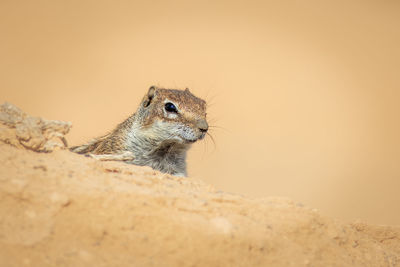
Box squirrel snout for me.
[197,119,208,133]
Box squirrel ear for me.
[185,88,190,93]
[148,86,157,98]
[143,86,157,107]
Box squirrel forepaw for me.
[87,151,135,162]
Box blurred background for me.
[1,0,399,225]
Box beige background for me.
[1,0,399,225]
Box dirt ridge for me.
[0,103,399,266]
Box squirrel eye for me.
[164,102,178,113]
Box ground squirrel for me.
[70,86,208,177]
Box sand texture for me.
[0,104,399,267]
[0,103,71,152]
[2,1,400,225]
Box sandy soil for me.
[1,104,399,266]
[1,0,400,225]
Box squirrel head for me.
[136,86,208,144]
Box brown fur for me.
[70,86,208,176]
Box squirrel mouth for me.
[184,133,205,143]
[183,138,197,144]
[178,132,205,144]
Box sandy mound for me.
[0,103,399,267]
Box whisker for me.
[206,132,217,151]
[208,125,230,133]
[202,133,208,158]
[207,117,222,127]
[205,92,218,108]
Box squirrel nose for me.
[197,119,208,133]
